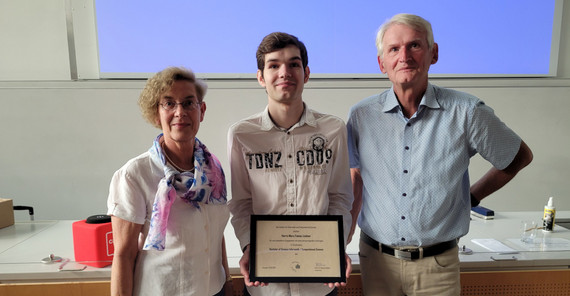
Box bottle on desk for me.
[543,196,556,232]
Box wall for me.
[0,0,71,80]
[0,0,569,220]
[1,79,569,221]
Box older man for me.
[347,14,533,295]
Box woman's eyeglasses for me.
[159,100,202,111]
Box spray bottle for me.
[543,197,556,232]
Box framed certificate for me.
[249,215,346,283]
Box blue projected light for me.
[95,0,557,77]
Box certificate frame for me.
[249,215,345,283]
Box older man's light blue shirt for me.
[347,83,521,247]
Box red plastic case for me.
[72,219,114,267]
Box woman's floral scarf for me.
[143,134,227,251]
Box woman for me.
[107,67,233,296]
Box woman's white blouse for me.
[108,151,230,296]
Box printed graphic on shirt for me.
[245,134,333,175]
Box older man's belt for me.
[361,231,456,261]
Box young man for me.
[228,32,353,296]
[347,14,533,295]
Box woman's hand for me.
[110,216,143,296]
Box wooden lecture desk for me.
[1,211,569,296]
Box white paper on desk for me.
[471,239,518,253]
